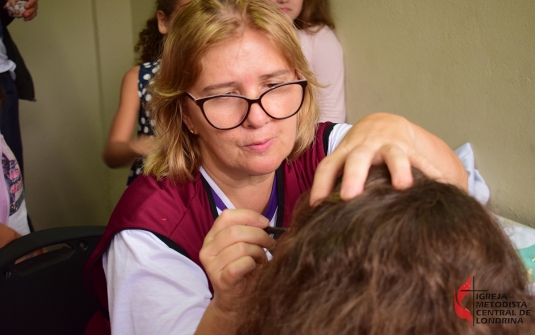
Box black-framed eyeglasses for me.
[186,79,307,130]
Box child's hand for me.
[130,136,155,158]
[23,0,38,21]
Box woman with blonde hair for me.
[84,1,467,334]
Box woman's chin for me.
[243,159,283,176]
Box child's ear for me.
[156,10,169,34]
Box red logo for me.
[454,275,473,327]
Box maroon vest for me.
[83,122,334,334]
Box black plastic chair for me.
[0,225,105,335]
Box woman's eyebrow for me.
[200,70,292,95]
[259,69,292,81]
[202,82,238,95]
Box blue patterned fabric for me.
[127,61,159,186]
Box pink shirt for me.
[297,25,346,123]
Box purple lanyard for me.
[210,176,278,222]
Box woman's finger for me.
[408,151,445,184]
[336,144,379,201]
[212,243,268,287]
[205,209,270,241]
[215,241,268,268]
[309,147,351,205]
[202,225,274,261]
[219,256,257,290]
[337,144,413,201]
[380,144,413,191]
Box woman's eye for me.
[212,92,238,101]
[267,83,282,88]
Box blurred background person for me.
[0,89,30,248]
[102,0,189,186]
[0,0,38,175]
[270,0,345,123]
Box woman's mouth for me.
[245,139,274,153]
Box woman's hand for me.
[199,209,274,314]
[196,209,274,334]
[310,113,467,204]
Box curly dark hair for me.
[134,0,181,64]
[236,166,535,335]
[294,0,335,33]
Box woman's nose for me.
[242,101,270,128]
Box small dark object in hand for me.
[263,226,288,241]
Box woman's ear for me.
[156,10,169,34]
[182,108,196,134]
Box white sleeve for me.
[299,26,346,123]
[454,143,490,204]
[327,123,352,155]
[103,229,211,335]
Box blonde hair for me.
[144,0,320,183]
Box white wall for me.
[333,0,535,226]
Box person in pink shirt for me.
[271,0,346,123]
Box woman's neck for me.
[202,166,275,214]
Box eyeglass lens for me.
[202,82,304,129]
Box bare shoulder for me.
[124,65,141,82]
[120,65,141,93]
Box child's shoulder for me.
[300,24,335,35]
[124,65,141,81]
[138,61,160,78]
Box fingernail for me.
[341,187,356,200]
[258,216,270,225]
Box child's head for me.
[269,0,334,31]
[135,0,190,64]
[236,166,535,335]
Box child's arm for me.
[0,223,20,248]
[103,65,153,168]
